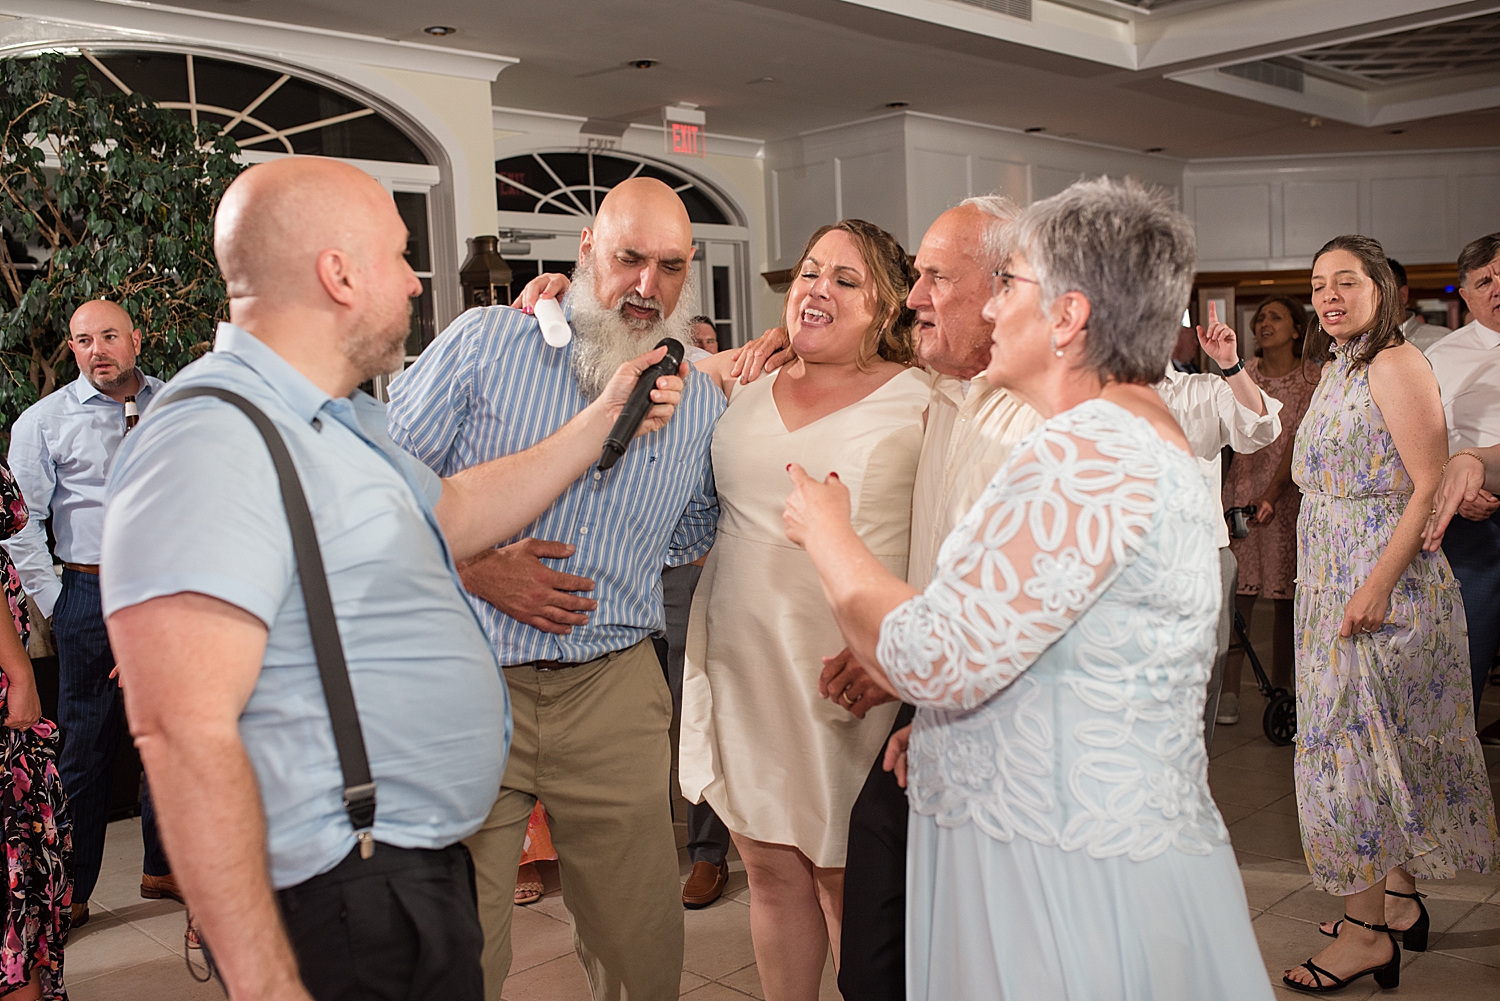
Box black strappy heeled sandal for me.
[1319,888,1429,951]
[1382,889,1429,951]
[1284,914,1400,994]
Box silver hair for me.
[1005,177,1196,385]
[959,193,1022,269]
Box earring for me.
[1049,336,1064,358]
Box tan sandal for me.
[185,910,202,950]
[514,862,543,906]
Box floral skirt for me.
[1293,567,1498,894]
[0,695,72,1000]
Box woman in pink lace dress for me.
[1219,296,1322,721]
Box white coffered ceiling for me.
[4,0,1499,158]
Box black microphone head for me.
[657,337,685,370]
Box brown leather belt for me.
[62,562,100,575]
[532,659,588,671]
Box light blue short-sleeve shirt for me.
[101,324,509,889]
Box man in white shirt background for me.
[1155,304,1283,740]
[1389,258,1452,353]
[1424,233,1500,743]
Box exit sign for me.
[664,105,706,158]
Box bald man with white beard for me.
[388,177,725,1001]
[99,158,686,1001]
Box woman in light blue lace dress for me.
[784,179,1273,1001]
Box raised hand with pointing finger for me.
[1196,300,1242,372]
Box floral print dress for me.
[0,464,72,999]
[1290,339,1498,895]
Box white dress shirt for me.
[1403,314,1452,354]
[3,372,163,618]
[908,373,1042,589]
[1425,320,1500,450]
[1154,367,1283,547]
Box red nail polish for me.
[786,463,792,471]
[830,471,840,479]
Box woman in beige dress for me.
[681,220,929,1000]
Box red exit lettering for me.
[671,122,704,157]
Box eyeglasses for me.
[992,270,1040,297]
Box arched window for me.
[66,50,428,163]
[495,151,734,226]
[61,48,451,360]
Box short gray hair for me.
[959,193,1022,269]
[1006,177,1195,385]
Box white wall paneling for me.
[1458,175,1500,249]
[1193,184,1271,265]
[765,112,1183,269]
[1283,180,1359,260]
[1371,176,1448,261]
[1186,150,1500,270]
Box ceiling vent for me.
[1220,60,1305,93]
[953,0,1033,21]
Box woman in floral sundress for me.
[0,462,72,1000]
[1283,235,1497,994]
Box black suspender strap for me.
[160,387,377,858]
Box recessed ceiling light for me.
[628,58,659,70]
[1144,147,1164,153]
[423,25,456,36]
[885,101,910,109]
[747,76,776,85]
[1388,128,1406,134]
[1024,126,1046,133]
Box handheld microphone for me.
[597,338,686,471]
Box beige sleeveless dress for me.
[680,366,930,867]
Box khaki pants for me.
[466,640,683,1001]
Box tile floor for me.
[67,605,1500,1000]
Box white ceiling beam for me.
[835,0,1140,69]
[0,0,518,81]
[834,0,1500,78]
[1132,0,1484,69]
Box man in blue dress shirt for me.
[99,158,687,1001]
[2,298,173,928]
[388,177,724,1001]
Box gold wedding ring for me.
[842,691,857,705]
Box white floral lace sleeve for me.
[878,417,1158,710]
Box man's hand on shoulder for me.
[459,539,597,634]
[729,327,794,385]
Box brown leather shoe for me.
[141,872,185,904]
[682,860,729,909]
[70,901,89,928]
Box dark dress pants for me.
[53,567,169,904]
[1443,510,1500,712]
[658,562,730,865]
[278,842,484,1001]
[838,702,915,1001]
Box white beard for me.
[566,254,696,400]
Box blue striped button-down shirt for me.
[387,305,724,666]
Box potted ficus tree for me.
[0,51,242,430]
